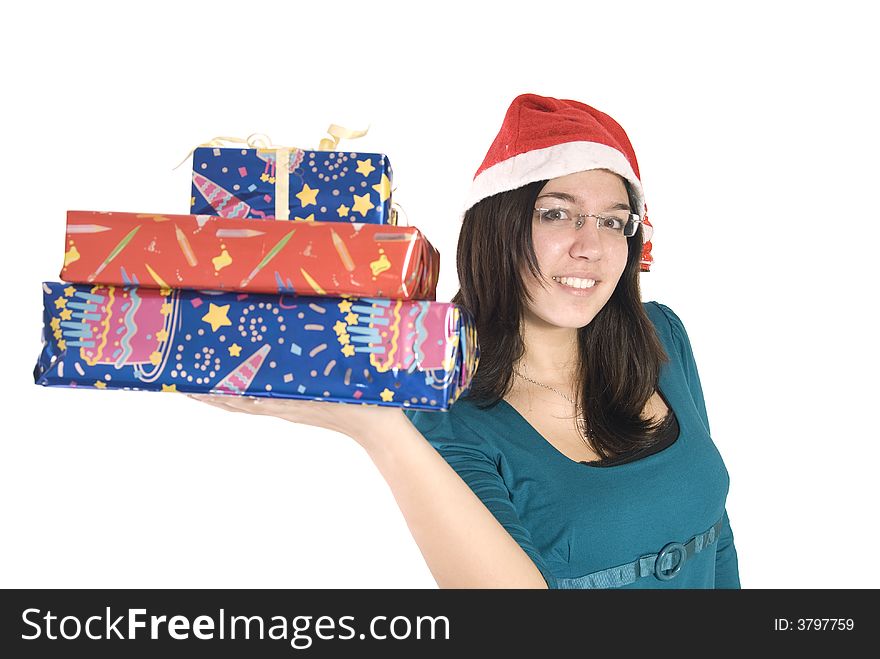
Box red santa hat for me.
[464,93,653,271]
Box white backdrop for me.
[2,0,876,589]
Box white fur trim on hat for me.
[462,140,645,216]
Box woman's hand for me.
[186,394,406,450]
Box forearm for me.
[358,412,548,589]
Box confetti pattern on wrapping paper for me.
[190,148,394,224]
[61,211,438,300]
[34,282,477,410]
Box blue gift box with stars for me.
[33,282,478,411]
[190,147,394,224]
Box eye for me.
[539,208,570,222]
[599,216,626,230]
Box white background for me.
[1,0,876,589]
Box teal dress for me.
[404,302,740,589]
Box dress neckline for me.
[497,387,682,469]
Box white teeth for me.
[557,276,596,289]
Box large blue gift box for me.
[33,282,477,411]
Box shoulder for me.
[403,397,502,454]
[643,301,697,362]
[643,300,686,338]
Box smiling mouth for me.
[551,275,598,290]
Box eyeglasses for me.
[534,207,653,242]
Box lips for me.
[552,275,600,296]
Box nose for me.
[569,219,604,259]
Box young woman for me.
[189,93,740,589]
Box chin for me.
[567,314,600,329]
[533,307,602,330]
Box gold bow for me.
[317,124,370,151]
[175,126,369,170]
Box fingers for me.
[187,393,258,414]
[185,394,374,433]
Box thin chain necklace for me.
[512,367,592,444]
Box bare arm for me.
[359,410,548,588]
[188,394,548,589]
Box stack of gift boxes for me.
[33,136,479,411]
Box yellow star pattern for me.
[228,343,242,357]
[64,286,76,297]
[50,317,61,331]
[341,344,356,357]
[337,299,353,314]
[155,328,169,342]
[94,381,106,389]
[202,303,232,332]
[333,320,348,335]
[355,158,376,176]
[345,312,359,325]
[57,338,66,350]
[59,308,73,321]
[150,351,162,365]
[160,302,174,316]
[162,384,178,392]
[351,193,375,217]
[336,204,350,217]
[372,173,392,202]
[160,287,172,297]
[337,333,350,345]
[294,214,315,222]
[54,296,67,310]
[296,183,319,207]
[379,388,394,402]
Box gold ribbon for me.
[177,126,369,220]
[274,148,291,220]
[318,123,370,151]
[390,201,406,227]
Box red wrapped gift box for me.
[60,210,439,299]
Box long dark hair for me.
[451,176,670,459]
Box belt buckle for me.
[654,541,687,581]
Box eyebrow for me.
[536,192,631,212]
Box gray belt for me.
[555,516,725,589]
